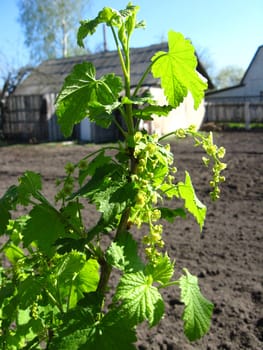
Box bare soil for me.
[0,132,262,350]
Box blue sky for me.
[0,0,263,84]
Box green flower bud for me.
[176,128,186,138]
[202,157,210,167]
[136,191,146,206]
[217,147,226,158]
[134,131,143,143]
[151,209,161,221]
[65,162,75,174]
[145,142,157,155]
[78,159,88,170]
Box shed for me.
[205,45,263,126]
[3,43,213,142]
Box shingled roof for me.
[14,42,214,96]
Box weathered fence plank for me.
[205,101,263,128]
[2,94,64,142]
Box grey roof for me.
[14,42,213,95]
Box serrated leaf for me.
[146,253,174,285]
[88,101,121,128]
[106,231,144,272]
[179,268,214,341]
[56,62,122,136]
[178,171,206,230]
[4,243,24,264]
[60,201,84,233]
[0,200,11,235]
[17,171,42,205]
[134,105,173,120]
[78,151,111,185]
[151,31,207,109]
[77,4,140,49]
[22,204,66,256]
[54,252,99,308]
[77,8,120,47]
[18,276,43,309]
[50,309,136,350]
[51,326,136,350]
[159,182,179,198]
[0,186,19,233]
[115,271,164,327]
[159,207,186,223]
[73,162,131,233]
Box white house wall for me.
[206,46,263,101]
[146,87,205,134]
[242,46,263,96]
[79,118,92,141]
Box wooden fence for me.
[205,101,263,128]
[2,94,64,142]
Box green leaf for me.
[77,4,141,49]
[60,201,84,233]
[73,162,131,234]
[56,62,122,136]
[0,200,11,235]
[159,207,186,223]
[22,204,66,256]
[77,7,120,47]
[17,276,43,309]
[151,31,207,109]
[146,253,174,285]
[50,321,136,350]
[114,271,164,327]
[4,243,24,264]
[178,171,206,230]
[78,151,111,186]
[54,252,99,308]
[179,268,214,341]
[159,182,179,198]
[17,171,42,205]
[106,231,144,272]
[134,105,173,120]
[0,186,19,234]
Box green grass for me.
[218,122,263,130]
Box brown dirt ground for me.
[0,132,262,350]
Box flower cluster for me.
[175,126,227,200]
[55,162,76,203]
[129,132,175,262]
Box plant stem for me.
[96,148,137,300]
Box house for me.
[2,43,213,142]
[205,45,263,127]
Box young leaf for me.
[22,204,67,256]
[134,105,173,120]
[77,7,120,47]
[4,243,24,264]
[56,62,122,136]
[178,171,207,230]
[106,231,144,272]
[158,207,186,223]
[50,318,136,350]
[17,276,44,309]
[78,151,111,186]
[0,200,11,235]
[146,253,174,285]
[77,4,141,49]
[17,171,42,206]
[54,252,99,308]
[151,31,207,109]
[179,268,214,341]
[0,185,19,235]
[114,271,164,327]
